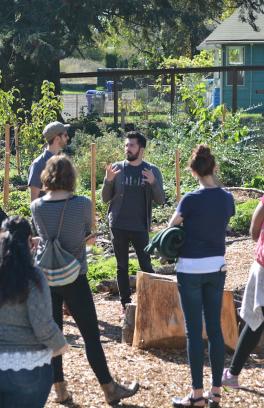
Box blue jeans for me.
[0,364,53,408]
[177,271,226,389]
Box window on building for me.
[226,46,245,85]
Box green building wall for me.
[221,44,264,113]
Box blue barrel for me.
[86,90,97,113]
[106,81,114,92]
[212,87,220,107]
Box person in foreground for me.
[168,145,235,408]
[31,154,139,405]
[222,196,264,388]
[0,216,67,408]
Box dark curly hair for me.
[0,216,41,307]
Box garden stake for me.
[3,124,10,208]
[14,126,21,176]
[91,143,96,231]
[175,149,181,203]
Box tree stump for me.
[132,272,238,350]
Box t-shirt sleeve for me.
[228,193,236,217]
[176,194,192,218]
[261,196,264,205]
[28,162,42,188]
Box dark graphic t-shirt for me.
[115,162,147,231]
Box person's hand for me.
[86,234,96,246]
[29,236,40,253]
[142,168,155,185]
[52,344,69,357]
[105,164,121,182]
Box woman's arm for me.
[250,201,264,242]
[27,271,67,352]
[168,210,183,227]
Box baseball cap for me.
[43,121,70,142]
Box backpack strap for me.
[35,197,71,241]
[56,197,71,239]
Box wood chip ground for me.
[46,237,264,408]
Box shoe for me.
[53,381,72,403]
[204,391,221,408]
[222,368,239,388]
[101,380,139,406]
[172,394,205,407]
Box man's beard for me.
[126,149,140,162]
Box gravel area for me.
[46,237,264,408]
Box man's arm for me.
[149,166,165,205]
[101,164,121,203]
[28,161,42,202]
[30,186,41,202]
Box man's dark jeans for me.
[0,364,52,408]
[111,228,154,306]
[177,271,226,389]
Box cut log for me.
[133,272,238,350]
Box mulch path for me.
[46,236,264,408]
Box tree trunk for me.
[133,272,238,350]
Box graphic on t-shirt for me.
[125,174,145,187]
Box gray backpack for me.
[36,198,80,286]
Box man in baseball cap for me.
[28,121,70,201]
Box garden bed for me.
[46,236,264,408]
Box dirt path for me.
[46,237,264,408]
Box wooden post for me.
[232,68,238,114]
[221,104,226,124]
[175,149,181,202]
[14,126,21,175]
[76,94,79,119]
[91,143,96,231]
[121,108,126,129]
[3,124,11,208]
[113,78,119,128]
[171,71,176,118]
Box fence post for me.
[113,78,119,127]
[232,69,238,114]
[14,126,21,175]
[91,143,96,231]
[121,108,126,129]
[76,94,79,119]
[171,70,176,118]
[3,124,11,208]
[175,149,181,202]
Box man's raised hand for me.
[142,168,155,185]
[105,164,121,182]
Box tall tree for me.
[0,0,263,107]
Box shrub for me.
[229,199,259,234]
[0,190,30,217]
[87,255,160,292]
[244,176,264,190]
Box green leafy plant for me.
[87,256,161,292]
[244,176,264,190]
[229,199,259,234]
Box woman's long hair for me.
[0,216,41,307]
